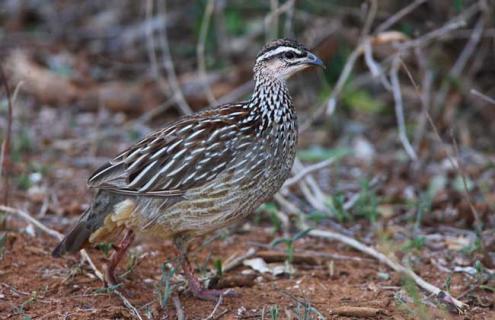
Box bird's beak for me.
[304,51,325,69]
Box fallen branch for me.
[331,306,383,317]
[0,205,144,320]
[256,250,319,265]
[307,228,468,312]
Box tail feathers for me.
[52,211,93,257]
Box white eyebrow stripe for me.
[256,46,303,62]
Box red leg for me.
[174,237,236,300]
[103,229,135,287]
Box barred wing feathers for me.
[88,105,256,197]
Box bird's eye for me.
[284,51,295,59]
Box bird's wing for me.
[88,105,257,197]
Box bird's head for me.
[254,38,324,80]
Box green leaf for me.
[297,147,350,162]
[292,228,312,241]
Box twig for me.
[222,247,257,273]
[156,0,193,115]
[283,0,295,37]
[390,56,418,161]
[264,0,295,41]
[172,295,186,320]
[0,205,144,320]
[401,53,488,258]
[325,0,377,115]
[145,0,159,78]
[433,17,484,111]
[450,133,484,247]
[307,228,468,311]
[203,294,224,320]
[0,66,13,205]
[292,158,330,214]
[412,47,433,147]
[283,157,337,188]
[114,290,144,320]
[0,205,64,240]
[197,0,217,105]
[268,0,279,40]
[375,0,427,33]
[470,89,495,104]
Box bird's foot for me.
[102,229,135,287]
[182,259,237,300]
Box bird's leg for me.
[103,229,135,287]
[174,237,235,300]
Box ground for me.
[0,223,493,319]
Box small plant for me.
[327,193,350,222]
[271,228,312,265]
[92,283,122,294]
[213,258,223,277]
[14,291,38,316]
[257,202,282,233]
[401,236,426,252]
[293,300,326,320]
[0,233,6,259]
[354,179,379,223]
[96,242,113,257]
[269,304,279,320]
[156,263,176,308]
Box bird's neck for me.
[250,71,293,123]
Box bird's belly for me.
[134,169,290,239]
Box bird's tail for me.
[52,208,93,257]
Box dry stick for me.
[470,88,495,104]
[0,81,22,179]
[400,57,488,256]
[156,0,193,115]
[264,0,295,41]
[268,0,279,40]
[390,56,418,161]
[283,0,295,37]
[283,157,337,188]
[307,228,468,311]
[197,0,218,105]
[203,294,224,320]
[0,205,144,320]
[172,295,186,320]
[0,66,13,206]
[325,0,377,116]
[433,17,484,112]
[292,158,329,213]
[375,0,427,33]
[145,0,159,78]
[412,48,433,148]
[450,135,484,237]
[222,247,257,273]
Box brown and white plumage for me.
[53,38,324,299]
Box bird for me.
[52,38,324,300]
